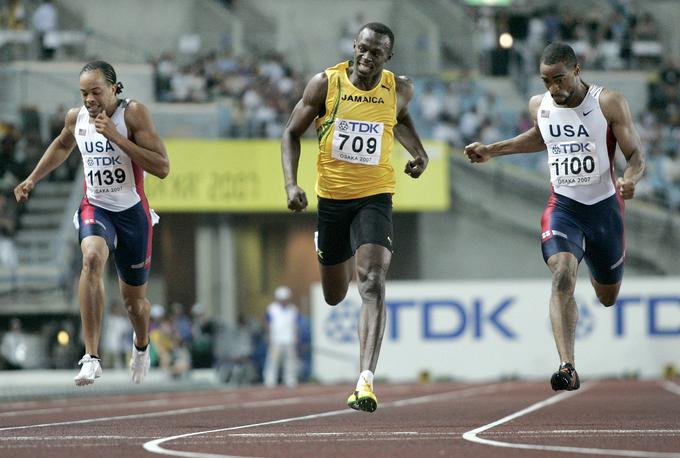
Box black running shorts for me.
[315,193,393,266]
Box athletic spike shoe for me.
[550,362,580,391]
[130,333,150,384]
[74,354,102,386]
[347,385,378,412]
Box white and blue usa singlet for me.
[536,85,617,205]
[74,99,146,212]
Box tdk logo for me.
[550,143,592,154]
[84,140,115,153]
[337,120,380,134]
[86,156,123,167]
[548,124,589,137]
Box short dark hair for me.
[540,42,577,68]
[80,60,123,94]
[358,22,395,51]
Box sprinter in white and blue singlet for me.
[464,43,645,392]
[14,61,170,386]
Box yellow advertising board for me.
[144,139,449,212]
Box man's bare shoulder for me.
[64,107,81,131]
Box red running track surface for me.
[0,379,679,458]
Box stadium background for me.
[0,0,678,383]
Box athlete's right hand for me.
[286,184,308,212]
[464,142,491,163]
[14,178,35,203]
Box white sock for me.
[356,370,374,391]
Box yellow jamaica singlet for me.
[314,61,398,200]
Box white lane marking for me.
[143,384,510,458]
[486,430,680,436]
[662,381,680,397]
[0,405,227,432]
[0,435,156,441]
[463,383,680,458]
[0,393,338,432]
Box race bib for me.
[547,141,601,187]
[331,118,383,165]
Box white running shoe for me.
[74,354,102,386]
[130,333,150,384]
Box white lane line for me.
[143,384,510,458]
[0,393,339,432]
[0,405,228,432]
[462,383,680,458]
[662,381,680,397]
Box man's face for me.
[79,70,116,118]
[353,29,393,79]
[540,61,581,106]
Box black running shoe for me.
[550,362,580,391]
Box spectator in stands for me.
[102,300,132,369]
[31,0,57,60]
[263,286,298,388]
[0,318,27,369]
[0,191,18,288]
[150,316,191,379]
[3,0,26,30]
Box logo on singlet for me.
[84,140,115,153]
[340,94,385,104]
[548,124,590,137]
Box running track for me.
[1,379,679,457]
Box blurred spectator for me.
[215,314,257,385]
[296,312,312,383]
[190,302,218,368]
[263,286,298,388]
[170,302,193,345]
[150,317,191,379]
[0,122,22,192]
[102,300,132,369]
[2,0,26,30]
[0,192,18,287]
[0,318,27,369]
[31,0,57,60]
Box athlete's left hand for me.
[94,111,121,142]
[405,155,428,178]
[617,177,635,199]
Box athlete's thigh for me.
[583,196,625,285]
[316,196,355,266]
[349,193,394,255]
[111,202,152,287]
[540,197,585,264]
[77,199,116,251]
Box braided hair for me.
[80,60,124,94]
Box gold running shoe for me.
[347,384,378,412]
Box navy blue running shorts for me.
[540,192,625,285]
[76,198,153,286]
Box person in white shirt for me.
[263,286,299,388]
[31,0,57,60]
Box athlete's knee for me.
[358,266,386,303]
[81,250,106,276]
[595,285,620,307]
[324,291,346,306]
[123,296,149,317]
[551,265,576,295]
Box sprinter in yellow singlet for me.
[281,22,428,412]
